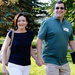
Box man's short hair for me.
[54,1,66,10]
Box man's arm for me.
[36,38,44,66]
[69,40,75,51]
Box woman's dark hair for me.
[54,1,66,10]
[14,12,30,30]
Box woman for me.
[2,12,37,75]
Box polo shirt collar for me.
[53,14,65,22]
[53,14,58,19]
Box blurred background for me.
[0,0,75,37]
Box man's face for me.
[53,3,66,18]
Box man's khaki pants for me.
[44,63,70,75]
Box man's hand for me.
[36,53,44,66]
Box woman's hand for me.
[2,66,8,75]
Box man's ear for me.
[64,10,67,13]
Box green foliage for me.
[0,37,4,44]
[0,3,20,36]
[0,0,75,37]
[64,0,75,31]
[0,0,49,37]
[32,36,37,48]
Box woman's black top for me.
[8,30,34,66]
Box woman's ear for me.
[26,21,28,25]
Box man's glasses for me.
[55,7,65,10]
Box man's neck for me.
[57,16,64,23]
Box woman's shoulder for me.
[27,29,33,34]
[7,29,14,38]
[27,29,34,37]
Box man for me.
[36,1,75,75]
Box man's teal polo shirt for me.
[38,15,74,65]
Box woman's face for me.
[17,16,28,30]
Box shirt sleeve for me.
[29,30,34,42]
[69,33,74,41]
[38,21,47,40]
[69,24,74,41]
[7,29,13,38]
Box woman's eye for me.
[18,20,26,22]
[22,20,26,22]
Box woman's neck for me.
[15,29,27,33]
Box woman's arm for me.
[2,35,11,74]
[30,45,37,60]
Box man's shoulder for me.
[64,19,72,25]
[43,17,54,23]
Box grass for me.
[30,57,46,75]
